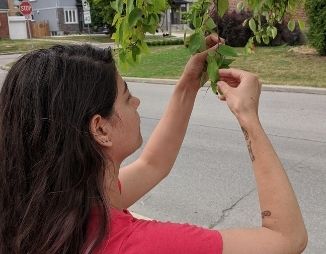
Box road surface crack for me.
[208,188,255,229]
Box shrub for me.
[305,0,326,55]
[212,11,305,47]
[215,11,253,47]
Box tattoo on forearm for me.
[241,127,255,162]
[261,210,272,219]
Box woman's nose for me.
[133,96,140,108]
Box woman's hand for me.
[217,68,262,125]
[179,34,225,92]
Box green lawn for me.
[0,39,70,54]
[119,45,326,88]
[43,35,114,43]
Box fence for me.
[30,21,50,38]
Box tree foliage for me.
[237,0,306,53]
[305,0,326,55]
[89,0,307,92]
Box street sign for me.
[83,11,92,24]
[82,0,90,12]
[19,1,33,16]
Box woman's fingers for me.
[205,34,225,48]
[219,77,239,88]
[217,81,232,97]
[219,68,244,79]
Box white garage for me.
[8,16,28,39]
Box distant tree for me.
[305,0,326,55]
[88,0,116,32]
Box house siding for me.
[33,8,59,32]
[30,0,81,34]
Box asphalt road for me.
[1,57,325,253]
[125,82,326,254]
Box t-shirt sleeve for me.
[120,219,223,254]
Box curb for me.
[124,77,326,95]
[1,65,325,95]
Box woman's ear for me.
[89,114,113,147]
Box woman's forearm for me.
[139,80,198,174]
[240,117,307,249]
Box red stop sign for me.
[19,1,33,16]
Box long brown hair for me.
[0,45,117,253]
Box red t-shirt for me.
[86,207,223,254]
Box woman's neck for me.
[103,167,124,210]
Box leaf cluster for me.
[110,0,168,67]
[186,0,236,93]
[238,0,306,53]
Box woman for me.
[0,35,307,254]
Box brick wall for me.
[0,12,9,38]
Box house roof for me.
[0,0,9,10]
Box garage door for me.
[8,16,28,39]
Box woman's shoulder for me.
[89,207,223,254]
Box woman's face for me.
[109,74,142,163]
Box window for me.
[64,9,78,24]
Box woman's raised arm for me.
[217,69,308,254]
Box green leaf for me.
[193,16,202,29]
[217,45,238,57]
[188,32,205,54]
[140,40,149,54]
[132,45,141,62]
[128,8,142,27]
[271,26,277,39]
[249,18,256,33]
[143,24,157,34]
[262,35,270,45]
[218,0,229,17]
[110,1,118,12]
[211,81,218,94]
[287,20,296,32]
[118,20,124,44]
[242,18,248,27]
[221,58,234,68]
[205,17,216,30]
[117,0,123,13]
[207,59,218,83]
[127,0,134,14]
[112,13,120,26]
[255,34,261,44]
[298,19,305,30]
[151,0,167,12]
[237,1,244,12]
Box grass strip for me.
[119,45,326,88]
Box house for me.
[29,0,85,35]
[0,0,9,38]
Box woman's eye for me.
[127,93,132,100]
